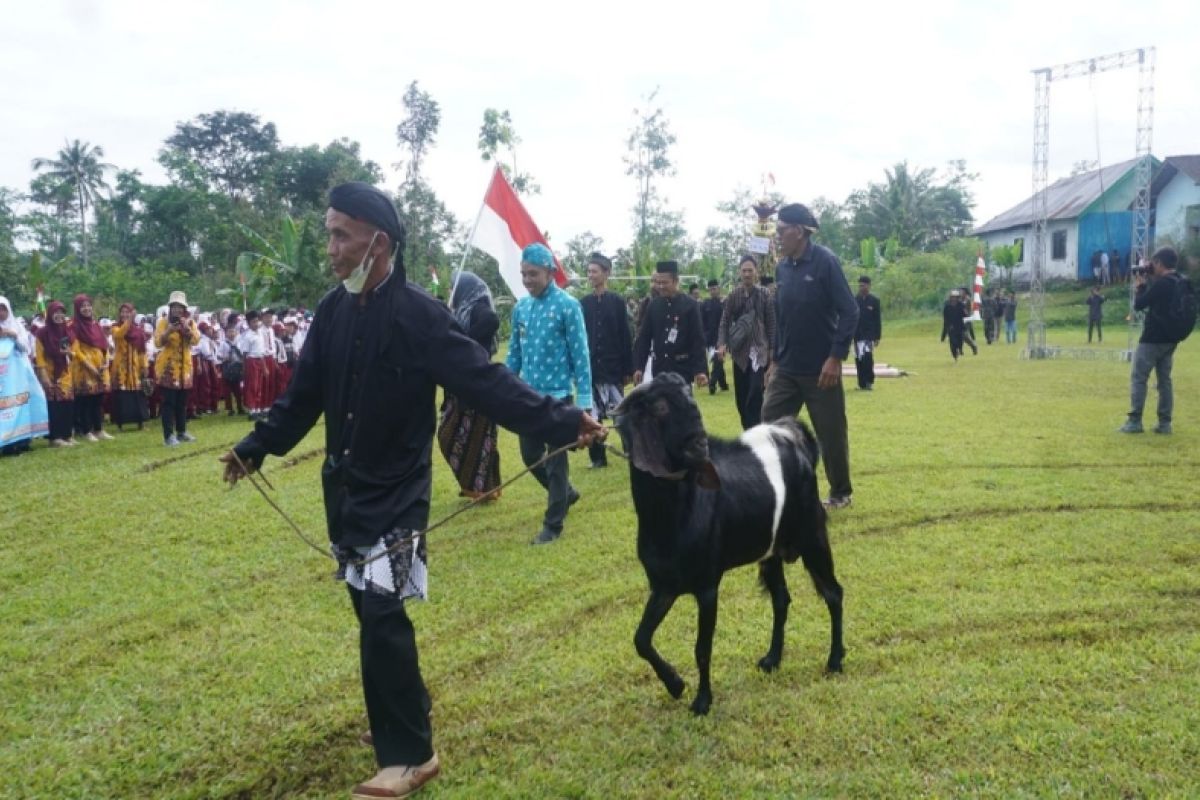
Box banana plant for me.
[235,215,323,308]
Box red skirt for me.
[243,357,269,410]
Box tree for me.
[561,231,605,277]
[272,139,382,211]
[160,111,280,201]
[396,82,440,186]
[625,89,677,245]
[31,139,114,268]
[234,215,328,308]
[478,108,539,195]
[992,243,1019,288]
[846,160,976,252]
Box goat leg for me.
[634,589,685,699]
[801,543,846,674]
[690,587,720,716]
[757,557,791,673]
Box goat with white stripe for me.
[613,372,845,715]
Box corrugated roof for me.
[1164,155,1200,183]
[973,157,1140,234]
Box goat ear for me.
[694,460,720,491]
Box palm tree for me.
[31,140,114,268]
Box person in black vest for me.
[221,182,603,799]
[701,278,728,394]
[580,252,633,468]
[632,260,708,388]
[853,276,881,390]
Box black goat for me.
[613,372,845,715]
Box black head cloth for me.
[778,203,820,230]
[328,182,407,275]
[655,260,679,275]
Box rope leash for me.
[230,439,628,568]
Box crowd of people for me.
[0,291,310,454]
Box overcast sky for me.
[3,0,1198,255]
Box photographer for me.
[154,291,200,446]
[1119,247,1193,434]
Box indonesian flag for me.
[967,251,985,322]
[467,166,566,298]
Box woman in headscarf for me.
[0,297,40,456]
[69,293,113,441]
[111,302,150,430]
[33,300,77,447]
[437,271,502,499]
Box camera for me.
[59,336,71,353]
[1131,265,1150,277]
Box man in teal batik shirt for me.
[507,243,593,544]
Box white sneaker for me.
[165,435,180,447]
[179,432,197,443]
[98,431,115,441]
[85,432,99,442]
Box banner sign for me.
[0,339,49,446]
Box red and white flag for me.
[967,251,985,322]
[466,166,566,298]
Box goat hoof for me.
[825,660,844,674]
[689,695,712,716]
[757,655,780,673]
[664,673,686,699]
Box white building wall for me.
[1155,172,1200,244]
[981,221,1078,281]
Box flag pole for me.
[452,166,499,299]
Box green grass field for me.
[3,288,1198,799]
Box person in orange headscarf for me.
[70,294,113,441]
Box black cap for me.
[655,260,679,275]
[707,278,720,288]
[858,275,872,285]
[778,203,819,229]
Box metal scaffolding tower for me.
[1025,47,1156,360]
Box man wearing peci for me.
[580,251,633,469]
[632,260,708,388]
[220,183,603,800]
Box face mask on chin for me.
[342,231,381,294]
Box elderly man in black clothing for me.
[633,260,709,388]
[853,275,881,390]
[580,251,633,468]
[760,204,859,509]
[220,182,603,800]
[701,278,728,394]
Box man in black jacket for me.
[853,275,881,390]
[220,182,603,799]
[1120,247,1187,434]
[941,290,966,360]
[632,261,708,388]
[701,278,728,394]
[580,252,632,467]
[760,203,859,509]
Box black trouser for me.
[1088,319,1103,342]
[74,393,103,434]
[708,353,728,392]
[963,323,978,353]
[855,348,874,389]
[519,434,572,533]
[982,317,995,344]
[48,399,74,441]
[733,362,765,430]
[348,586,434,767]
[946,332,964,359]
[160,388,189,439]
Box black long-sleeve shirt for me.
[941,301,965,339]
[233,273,582,548]
[701,297,724,347]
[633,292,707,379]
[1135,272,1181,344]
[580,290,633,384]
[854,292,882,342]
[774,242,859,376]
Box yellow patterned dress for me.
[70,339,111,397]
[155,318,198,390]
[112,322,150,426]
[35,337,75,442]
